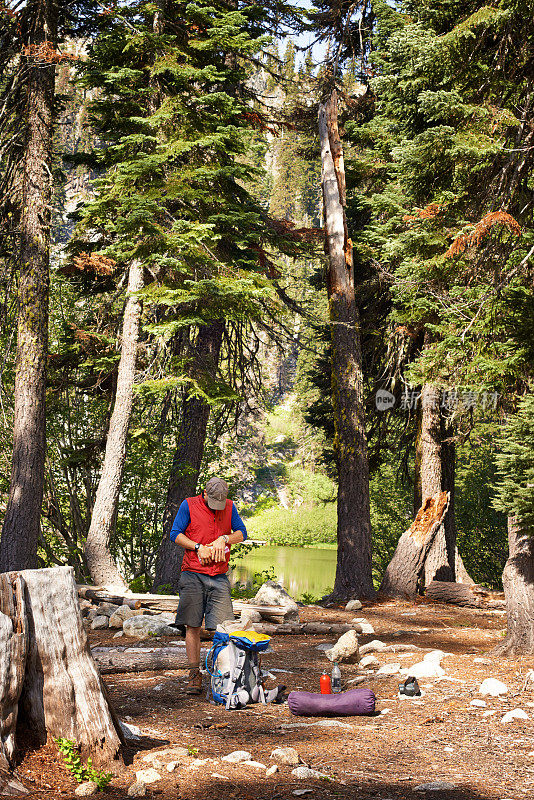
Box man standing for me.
[170,476,247,695]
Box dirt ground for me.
[13,599,534,800]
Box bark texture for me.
[93,647,188,674]
[84,261,144,589]
[318,89,374,600]
[0,567,123,781]
[152,321,224,592]
[426,580,505,609]
[0,0,57,572]
[494,516,534,655]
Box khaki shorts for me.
[175,570,235,630]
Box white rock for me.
[127,782,147,798]
[240,610,262,624]
[222,750,252,763]
[473,658,491,665]
[479,678,508,696]
[414,782,457,792]
[483,710,498,717]
[123,616,177,639]
[325,630,359,663]
[109,607,143,628]
[401,660,444,679]
[266,765,279,776]
[91,615,109,630]
[75,782,99,796]
[293,791,313,796]
[470,699,487,707]
[424,650,450,662]
[345,599,362,611]
[501,708,529,724]
[353,620,375,634]
[244,760,267,770]
[359,640,386,655]
[253,581,299,622]
[166,761,180,772]
[135,768,161,784]
[292,767,327,779]
[270,747,300,766]
[113,630,124,638]
[377,663,400,675]
[211,773,229,780]
[360,655,379,669]
[315,642,335,651]
[347,676,366,685]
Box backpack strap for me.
[225,647,247,710]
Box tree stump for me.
[0,566,123,790]
[380,492,449,598]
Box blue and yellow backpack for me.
[206,630,285,709]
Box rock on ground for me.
[352,618,374,634]
[325,629,360,663]
[291,767,327,779]
[123,616,177,639]
[91,615,109,630]
[501,708,529,723]
[360,655,379,669]
[244,760,267,770]
[109,606,144,628]
[253,581,299,622]
[266,765,279,776]
[222,751,252,763]
[95,602,120,617]
[127,782,147,798]
[345,599,362,611]
[74,782,99,797]
[359,640,386,655]
[240,610,262,624]
[270,747,300,766]
[401,651,448,679]
[377,663,401,675]
[479,678,508,696]
[135,768,161,784]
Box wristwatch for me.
[223,535,229,544]
[194,542,201,553]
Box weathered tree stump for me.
[0,566,123,790]
[92,646,188,674]
[380,492,450,598]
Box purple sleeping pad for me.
[288,687,376,717]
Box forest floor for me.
[14,598,534,800]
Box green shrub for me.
[55,738,112,789]
[246,503,337,545]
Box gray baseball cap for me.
[205,477,229,510]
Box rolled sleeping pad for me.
[288,687,376,717]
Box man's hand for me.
[210,536,227,563]
[198,544,214,565]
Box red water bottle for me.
[320,671,332,694]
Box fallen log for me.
[254,622,360,635]
[0,567,123,777]
[426,580,506,609]
[92,646,188,674]
[76,584,291,619]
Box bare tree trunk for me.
[84,261,144,589]
[318,90,374,600]
[0,0,57,572]
[0,567,123,784]
[152,322,224,592]
[493,516,534,655]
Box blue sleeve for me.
[231,503,247,540]
[169,500,191,543]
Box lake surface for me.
[230,544,337,600]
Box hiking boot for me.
[186,669,202,695]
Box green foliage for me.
[231,564,278,599]
[493,392,534,533]
[55,739,112,789]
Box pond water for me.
[229,544,337,600]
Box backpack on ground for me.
[205,630,284,709]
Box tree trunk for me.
[92,646,188,674]
[426,580,505,609]
[0,0,57,573]
[152,321,224,592]
[0,567,123,778]
[380,492,450,597]
[388,384,473,596]
[318,89,374,600]
[493,516,534,655]
[84,261,144,590]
